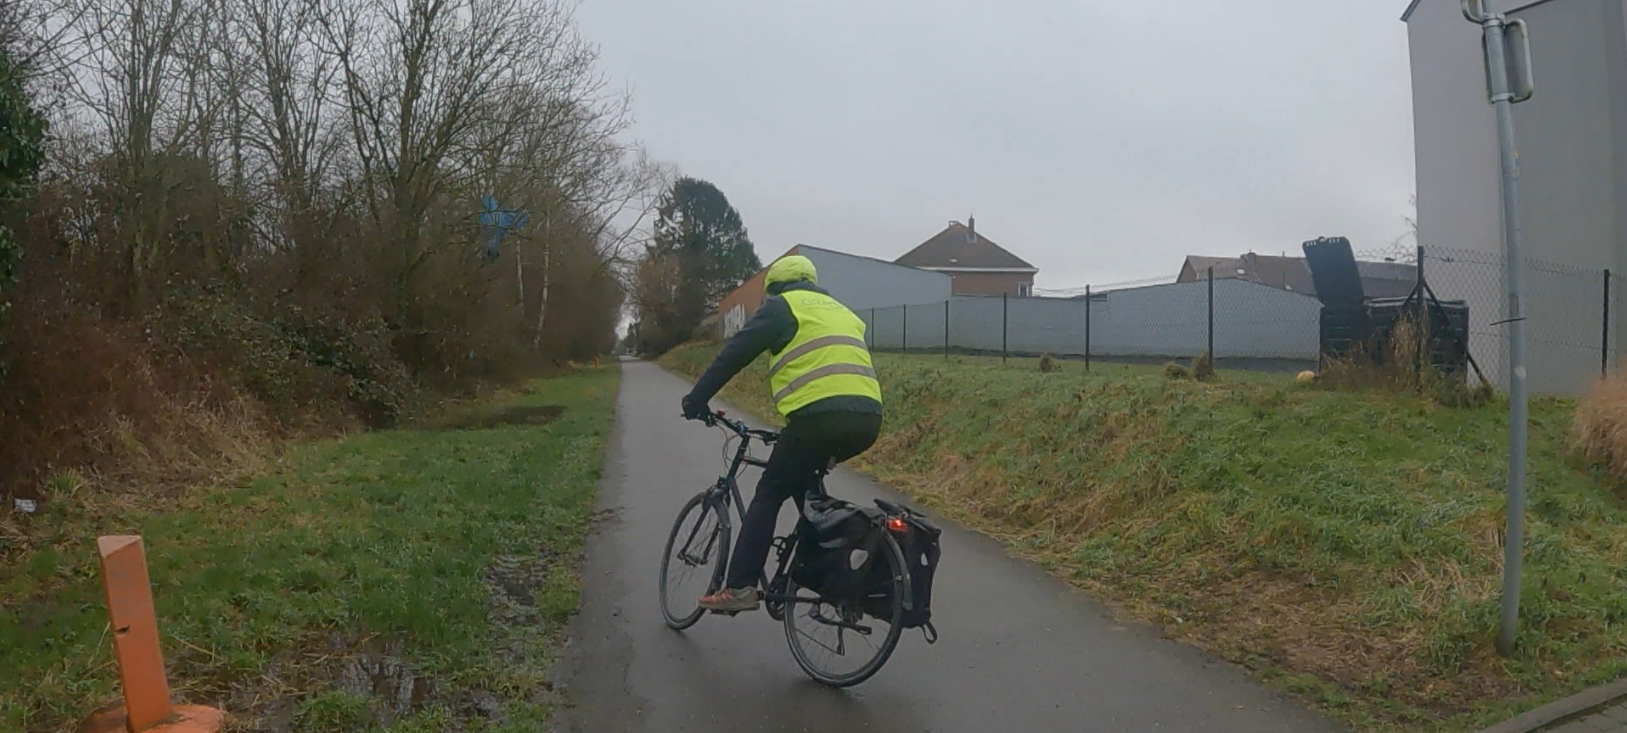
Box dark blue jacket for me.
[685,281,883,419]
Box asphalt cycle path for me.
[558,360,1344,733]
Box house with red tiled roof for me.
[1177,252,1416,300]
[894,217,1038,297]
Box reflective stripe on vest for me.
[768,335,869,378]
[768,290,882,417]
[772,363,879,403]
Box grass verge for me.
[661,343,1627,733]
[0,366,619,733]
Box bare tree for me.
[321,0,561,300]
[226,0,344,283]
[58,0,216,309]
[0,0,77,78]
[29,0,644,367]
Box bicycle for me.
[658,409,913,687]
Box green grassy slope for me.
[662,344,1627,732]
[1,367,619,733]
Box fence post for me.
[1206,267,1215,359]
[902,304,908,354]
[867,308,874,349]
[1417,244,1427,387]
[1002,291,1009,365]
[944,299,950,361]
[1606,270,1612,378]
[1084,285,1092,372]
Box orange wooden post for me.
[78,536,222,733]
[100,535,171,729]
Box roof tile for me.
[895,222,1036,270]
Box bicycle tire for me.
[783,530,908,687]
[659,490,730,630]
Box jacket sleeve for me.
[687,297,795,405]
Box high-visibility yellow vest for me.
[768,290,882,416]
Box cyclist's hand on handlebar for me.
[681,393,710,422]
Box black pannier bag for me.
[867,499,941,640]
[791,496,885,599]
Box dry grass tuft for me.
[1319,315,1490,408]
[1192,351,1215,381]
[1575,371,1627,480]
[0,309,280,505]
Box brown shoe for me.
[699,587,760,612]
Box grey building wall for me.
[803,246,952,312]
[860,280,1322,362]
[1406,0,1627,394]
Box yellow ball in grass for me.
[1295,370,1318,384]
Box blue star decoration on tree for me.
[478,195,529,260]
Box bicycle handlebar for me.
[687,409,778,442]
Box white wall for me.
[804,247,952,312]
[1406,0,1627,393]
[860,281,1322,362]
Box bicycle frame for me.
[665,411,925,686]
[711,424,769,526]
[690,413,826,607]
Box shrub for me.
[1576,372,1627,480]
[0,305,269,499]
[0,0,632,505]
[1318,315,1490,407]
[1191,351,1215,381]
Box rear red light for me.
[886,516,908,533]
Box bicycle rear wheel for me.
[783,531,908,687]
[659,491,730,630]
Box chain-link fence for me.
[858,273,1323,374]
[1425,245,1616,395]
[850,245,1621,392]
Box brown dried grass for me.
[1320,316,1491,407]
[0,306,277,506]
[1575,370,1627,480]
[1192,351,1215,381]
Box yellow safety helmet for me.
[764,255,818,290]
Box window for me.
[1017,283,1032,298]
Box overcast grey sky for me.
[576,0,1417,289]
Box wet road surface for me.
[557,361,1343,733]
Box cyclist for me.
[682,254,883,612]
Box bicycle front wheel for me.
[783,531,908,687]
[659,491,730,630]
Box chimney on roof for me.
[967,214,977,243]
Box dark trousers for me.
[724,410,883,589]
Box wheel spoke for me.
[795,622,845,656]
[661,495,727,630]
[783,533,909,686]
[678,522,719,566]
